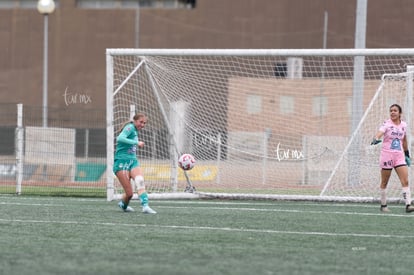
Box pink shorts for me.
[380,150,406,169]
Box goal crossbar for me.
[107,48,414,57]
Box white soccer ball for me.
[178,153,196,171]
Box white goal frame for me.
[106,48,414,202]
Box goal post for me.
[106,48,414,202]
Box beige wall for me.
[227,78,380,151]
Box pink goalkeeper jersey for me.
[379,119,407,152]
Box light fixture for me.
[37,0,55,14]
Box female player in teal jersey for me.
[114,113,156,214]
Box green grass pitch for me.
[1,195,413,275]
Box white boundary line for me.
[2,198,414,239]
[0,195,406,209]
[156,205,414,218]
[1,200,413,217]
[0,195,399,208]
[0,218,413,239]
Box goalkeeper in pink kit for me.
[371,104,414,213]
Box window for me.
[76,0,196,9]
[0,0,59,9]
[280,95,294,114]
[312,96,327,116]
[247,94,262,115]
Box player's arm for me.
[403,135,409,151]
[117,127,138,145]
[371,131,384,145]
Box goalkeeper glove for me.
[405,150,411,167]
[371,138,382,145]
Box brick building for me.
[1,0,414,112]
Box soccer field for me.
[1,195,413,275]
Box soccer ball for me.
[178,153,196,171]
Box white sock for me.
[134,175,145,190]
[380,188,387,206]
[402,186,412,206]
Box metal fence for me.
[0,103,107,197]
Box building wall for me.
[227,78,379,135]
[0,0,414,114]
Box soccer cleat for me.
[142,205,157,214]
[124,206,135,212]
[406,205,414,213]
[380,205,391,213]
[118,201,135,212]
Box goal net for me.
[106,49,414,202]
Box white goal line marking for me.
[0,202,58,207]
[154,200,380,208]
[0,195,402,209]
[0,197,394,209]
[0,218,413,239]
[157,205,414,218]
[1,201,413,218]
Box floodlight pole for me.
[37,0,55,128]
[349,0,368,186]
[42,14,49,127]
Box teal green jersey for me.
[114,122,138,160]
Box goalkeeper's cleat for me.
[142,205,157,214]
[118,201,135,212]
[406,205,414,213]
[380,205,391,213]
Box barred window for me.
[0,0,59,9]
[76,0,195,9]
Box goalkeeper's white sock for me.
[402,186,412,206]
[380,188,387,206]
